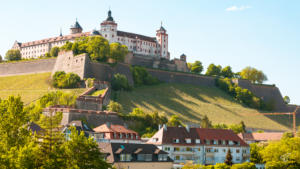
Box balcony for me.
[205,152,214,157]
[173,150,195,155]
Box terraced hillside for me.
[115,83,295,131]
[0,73,85,105]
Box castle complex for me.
[12,10,169,60]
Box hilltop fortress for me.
[12,10,170,60]
[2,10,299,115]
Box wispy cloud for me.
[226,5,251,12]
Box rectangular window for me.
[174,147,180,152]
[195,139,201,144]
[137,154,152,161]
[236,149,240,153]
[158,154,168,161]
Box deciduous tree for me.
[240,66,267,84]
[50,46,60,57]
[189,61,203,74]
[5,49,21,61]
[206,63,222,76]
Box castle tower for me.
[156,23,169,59]
[100,10,117,43]
[70,19,83,34]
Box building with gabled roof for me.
[98,142,173,169]
[93,123,141,144]
[147,125,250,168]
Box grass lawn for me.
[0,73,86,105]
[89,89,106,96]
[115,83,294,131]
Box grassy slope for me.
[0,73,85,105]
[116,83,294,131]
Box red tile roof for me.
[238,132,283,142]
[93,124,138,135]
[148,126,248,147]
[20,32,91,47]
[117,30,156,43]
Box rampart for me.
[232,79,287,111]
[76,81,111,111]
[43,105,124,127]
[0,58,56,76]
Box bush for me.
[52,71,81,89]
[131,66,159,86]
[111,73,131,91]
[50,47,60,57]
[231,162,256,169]
[5,49,21,61]
[216,78,266,110]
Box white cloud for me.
[226,5,251,12]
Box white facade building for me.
[12,10,169,60]
[147,125,250,169]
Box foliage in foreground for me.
[182,161,255,169]
[52,71,81,89]
[0,96,110,169]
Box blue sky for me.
[0,0,299,105]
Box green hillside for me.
[0,73,294,131]
[0,73,85,105]
[115,83,294,131]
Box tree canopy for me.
[188,61,204,74]
[5,49,21,61]
[206,64,222,76]
[240,66,268,84]
[50,46,60,57]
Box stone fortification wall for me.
[233,79,287,111]
[76,81,111,111]
[44,106,124,127]
[52,51,89,79]
[0,58,56,76]
[146,68,216,87]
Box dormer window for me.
[185,138,191,144]
[205,140,210,145]
[222,140,226,145]
[195,139,201,144]
[213,140,218,145]
[173,138,180,143]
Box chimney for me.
[163,124,167,131]
[186,125,190,132]
[106,122,111,128]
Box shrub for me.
[52,71,81,89]
[231,162,256,169]
[131,66,159,86]
[50,47,60,57]
[5,49,21,61]
[216,78,267,110]
[111,73,131,91]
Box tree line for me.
[188,61,268,84]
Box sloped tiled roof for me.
[117,30,156,43]
[20,32,91,47]
[93,123,138,135]
[238,132,283,142]
[148,126,248,146]
[98,143,172,163]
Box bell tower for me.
[100,10,118,43]
[156,22,169,59]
